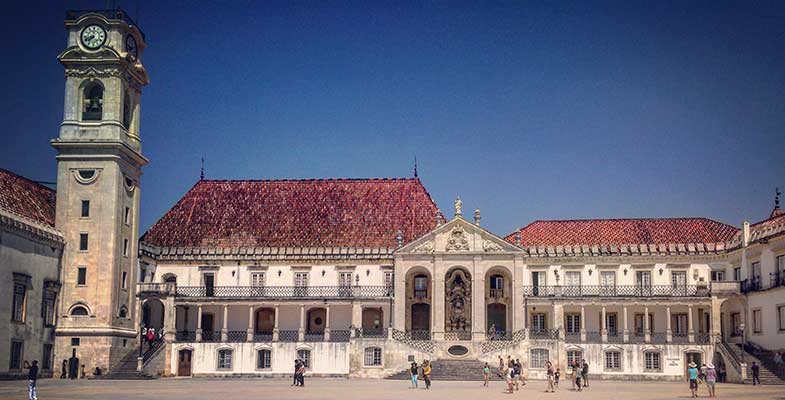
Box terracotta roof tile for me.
[0,168,56,227]
[141,178,441,248]
[505,218,738,247]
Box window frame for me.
[604,350,622,371]
[643,351,661,372]
[297,349,311,369]
[80,200,90,218]
[256,348,272,370]
[41,288,57,326]
[565,314,581,334]
[217,348,233,370]
[364,347,383,367]
[121,271,128,290]
[77,267,87,286]
[124,206,131,225]
[9,340,23,370]
[529,348,549,369]
[70,305,89,317]
[11,282,27,323]
[79,233,89,251]
[752,308,762,334]
[778,305,785,332]
[567,350,582,366]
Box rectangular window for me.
[121,271,128,290]
[250,272,265,287]
[217,349,232,370]
[42,344,53,371]
[79,233,88,251]
[605,351,621,371]
[565,271,581,286]
[338,272,353,286]
[751,262,761,281]
[530,348,549,369]
[731,313,741,336]
[9,341,23,370]
[71,338,80,346]
[123,239,129,256]
[12,282,27,322]
[565,314,581,334]
[297,349,311,368]
[384,271,394,295]
[81,200,90,218]
[778,255,785,276]
[634,313,654,335]
[41,290,56,326]
[606,313,618,336]
[364,347,382,366]
[711,271,725,281]
[644,352,661,372]
[531,313,546,332]
[256,349,271,369]
[671,271,687,287]
[733,267,741,281]
[752,309,762,333]
[672,314,688,335]
[567,350,582,367]
[203,273,215,297]
[294,272,309,287]
[124,207,130,224]
[600,271,616,286]
[778,306,785,331]
[636,271,652,295]
[77,267,87,286]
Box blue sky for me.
[1,1,784,236]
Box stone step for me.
[386,359,511,381]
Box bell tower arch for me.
[52,9,149,372]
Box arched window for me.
[364,347,382,366]
[643,351,661,372]
[122,90,133,130]
[82,83,103,121]
[256,349,271,370]
[604,350,622,371]
[530,348,549,369]
[163,274,177,284]
[297,349,311,369]
[70,305,89,316]
[414,275,428,298]
[217,349,233,370]
[118,306,128,318]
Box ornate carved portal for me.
[445,269,472,333]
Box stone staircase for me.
[96,341,163,380]
[732,344,785,385]
[386,359,505,381]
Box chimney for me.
[742,221,750,247]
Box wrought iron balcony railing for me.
[444,331,472,341]
[523,285,710,298]
[175,331,196,342]
[278,330,298,342]
[174,285,393,299]
[355,328,387,338]
[529,329,560,340]
[201,331,221,342]
[253,333,273,342]
[137,282,176,297]
[329,330,351,342]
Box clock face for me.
[125,34,138,60]
[81,25,106,49]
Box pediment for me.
[397,216,522,254]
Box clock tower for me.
[52,10,149,372]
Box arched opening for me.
[445,267,472,337]
[177,349,192,376]
[82,82,103,121]
[485,267,512,337]
[142,299,165,331]
[362,307,383,335]
[719,296,746,343]
[405,268,432,334]
[163,274,177,284]
[122,90,133,130]
[255,307,275,334]
[684,351,703,377]
[306,308,326,334]
[70,305,89,316]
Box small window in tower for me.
[79,233,88,251]
[124,207,131,225]
[77,267,87,286]
[123,239,129,256]
[121,271,128,289]
[81,200,90,218]
[122,91,133,130]
[82,83,103,121]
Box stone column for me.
[298,305,305,341]
[644,305,651,343]
[666,306,672,343]
[601,306,608,342]
[710,297,722,344]
[688,304,695,343]
[273,304,280,342]
[221,305,229,342]
[324,305,331,341]
[247,305,254,342]
[473,275,486,341]
[351,303,362,337]
[393,263,406,331]
[433,273,445,340]
[622,305,629,343]
[196,305,203,342]
[512,258,524,332]
[580,305,586,342]
[163,297,176,344]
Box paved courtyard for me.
[0,378,780,400]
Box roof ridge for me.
[0,167,56,193]
[197,177,419,183]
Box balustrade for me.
[176,285,392,299]
[523,285,710,298]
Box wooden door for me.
[178,349,192,376]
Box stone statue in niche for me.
[445,269,471,332]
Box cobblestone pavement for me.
[0,378,780,400]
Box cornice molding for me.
[0,208,64,246]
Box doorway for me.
[255,308,275,334]
[685,352,703,377]
[487,303,507,332]
[411,304,430,332]
[178,349,192,376]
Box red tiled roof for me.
[0,168,56,227]
[141,178,441,248]
[505,218,738,247]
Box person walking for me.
[297,359,306,387]
[23,360,38,400]
[751,362,760,385]
[688,362,699,398]
[422,360,432,390]
[498,356,505,378]
[581,359,589,388]
[545,361,555,393]
[554,367,561,389]
[512,359,521,391]
[410,361,419,389]
[482,362,490,387]
[506,366,515,394]
[516,358,526,387]
[574,363,583,392]
[60,359,67,379]
[774,351,783,374]
[570,361,577,390]
[292,359,301,386]
[705,363,717,398]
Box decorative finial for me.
[514,231,521,246]
[200,157,205,180]
[396,230,404,247]
[413,156,418,178]
[776,187,781,208]
[436,211,444,226]
[474,208,481,225]
[454,197,463,217]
